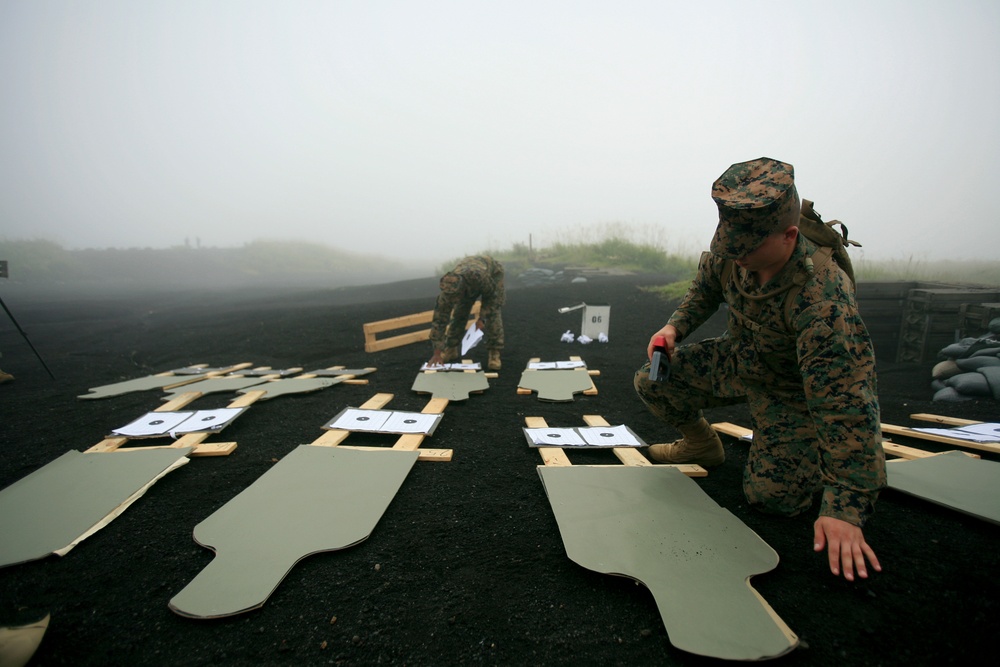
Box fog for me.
[2,1,998,268]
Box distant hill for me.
[0,239,430,294]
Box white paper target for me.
[578,425,644,447]
[524,427,587,446]
[327,409,392,432]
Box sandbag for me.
[969,346,1000,358]
[990,317,1000,335]
[979,366,1000,401]
[938,338,980,359]
[955,356,1000,371]
[933,386,975,402]
[945,372,992,397]
[932,359,962,379]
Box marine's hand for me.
[428,350,446,367]
[647,325,678,360]
[475,318,485,331]
[813,516,881,581]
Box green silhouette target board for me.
[538,464,798,661]
[169,445,418,618]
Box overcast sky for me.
[1,0,998,267]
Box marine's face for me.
[735,226,798,274]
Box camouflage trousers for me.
[634,335,821,517]
[438,292,504,351]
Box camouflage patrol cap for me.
[709,157,799,259]
[440,273,462,294]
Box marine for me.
[428,255,505,371]
[634,157,886,581]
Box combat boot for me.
[647,418,725,467]
[441,346,460,363]
[487,349,501,371]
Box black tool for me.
[648,334,671,383]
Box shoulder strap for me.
[722,257,734,288]
[782,246,834,332]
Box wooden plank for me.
[882,441,935,460]
[421,397,450,414]
[715,421,982,461]
[667,464,707,477]
[310,429,353,448]
[112,437,237,457]
[712,422,753,439]
[158,392,202,412]
[364,309,436,335]
[189,442,238,457]
[413,448,452,462]
[366,329,432,353]
[392,434,433,451]
[539,447,573,467]
[612,448,653,467]
[881,423,1000,455]
[909,413,981,427]
[228,390,266,408]
[341,445,453,462]
[545,463,706,476]
[363,303,480,353]
[171,433,212,450]
[86,437,131,454]
[882,441,978,461]
[361,393,395,409]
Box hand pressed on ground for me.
[813,516,881,581]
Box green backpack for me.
[797,199,861,289]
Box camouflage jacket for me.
[430,255,505,347]
[668,236,886,525]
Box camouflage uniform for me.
[634,158,886,527]
[430,255,505,352]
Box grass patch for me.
[639,280,694,302]
[440,223,698,277]
[854,256,1000,286]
